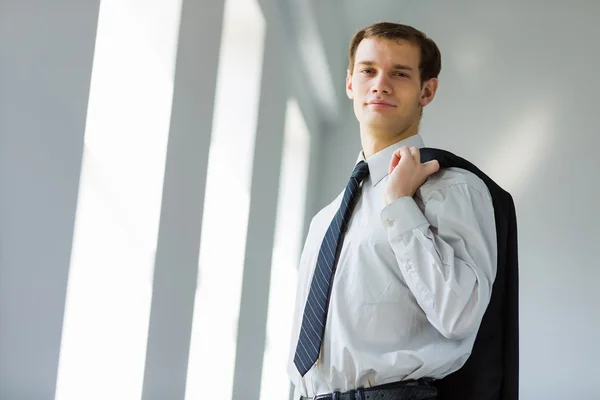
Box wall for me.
[0,0,329,399]
[0,1,100,398]
[317,2,600,399]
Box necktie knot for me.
[351,161,370,181]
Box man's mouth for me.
[367,101,396,108]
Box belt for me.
[300,379,437,400]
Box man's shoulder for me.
[420,166,492,201]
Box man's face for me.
[346,38,436,138]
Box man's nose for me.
[371,76,391,94]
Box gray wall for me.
[0,1,100,398]
[317,2,600,399]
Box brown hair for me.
[348,22,441,85]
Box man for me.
[287,22,498,399]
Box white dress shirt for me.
[287,134,497,399]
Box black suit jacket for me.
[419,148,519,400]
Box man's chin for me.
[361,118,400,133]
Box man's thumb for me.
[424,160,440,175]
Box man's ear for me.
[346,70,354,100]
[420,78,438,107]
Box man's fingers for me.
[399,146,412,160]
[410,146,420,163]
[388,151,400,174]
[389,146,438,177]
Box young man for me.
[287,22,498,399]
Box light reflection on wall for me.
[184,0,265,398]
[260,98,311,400]
[484,101,555,196]
[55,0,181,398]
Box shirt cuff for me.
[380,196,429,236]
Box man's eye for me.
[394,72,408,77]
[361,69,375,74]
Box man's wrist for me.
[381,196,429,235]
[385,189,413,205]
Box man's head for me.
[346,22,441,151]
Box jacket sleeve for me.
[380,177,497,340]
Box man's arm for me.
[381,176,497,339]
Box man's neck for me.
[360,126,419,158]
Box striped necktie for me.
[294,161,370,376]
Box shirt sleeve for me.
[380,178,497,340]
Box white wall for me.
[0,1,331,400]
[317,2,600,399]
[7,1,592,399]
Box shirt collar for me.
[356,134,425,187]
